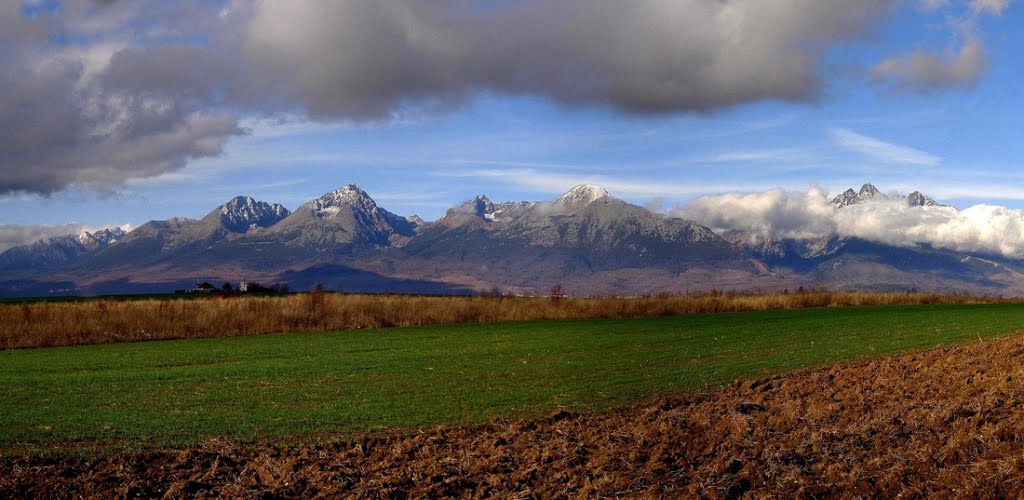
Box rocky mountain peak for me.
[907,191,940,207]
[859,183,881,200]
[470,195,496,218]
[92,227,125,244]
[265,184,418,246]
[831,188,858,208]
[217,196,291,232]
[445,195,499,221]
[831,183,884,208]
[832,183,944,209]
[307,184,378,219]
[555,184,611,205]
[76,227,127,249]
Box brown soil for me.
[6,335,1024,498]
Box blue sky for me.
[1,0,1023,231]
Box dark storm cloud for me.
[0,53,242,195]
[2,0,904,195]
[0,0,243,195]
[236,0,900,116]
[97,0,905,118]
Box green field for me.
[3,303,1024,452]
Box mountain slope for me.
[78,196,291,270]
[205,196,290,234]
[5,182,1024,297]
[406,185,739,265]
[262,184,420,250]
[384,185,766,294]
[0,227,126,270]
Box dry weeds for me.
[0,290,1012,349]
[6,333,1024,497]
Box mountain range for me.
[3,183,1023,297]
[829,183,942,208]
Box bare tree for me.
[550,284,565,304]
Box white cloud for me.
[676,187,1024,258]
[677,187,838,241]
[692,148,814,164]
[970,0,1012,15]
[830,128,941,166]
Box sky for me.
[2,0,1024,250]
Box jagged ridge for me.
[830,183,944,208]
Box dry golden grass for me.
[0,290,1014,349]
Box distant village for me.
[175,281,291,295]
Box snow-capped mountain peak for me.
[555,184,611,205]
[76,227,127,248]
[858,183,881,200]
[307,184,379,219]
[91,227,125,245]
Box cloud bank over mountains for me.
[678,186,1024,259]
[9,182,1024,262]
[4,0,1003,196]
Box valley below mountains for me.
[3,183,1024,297]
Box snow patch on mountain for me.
[306,184,380,219]
[77,227,127,249]
[555,184,611,205]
